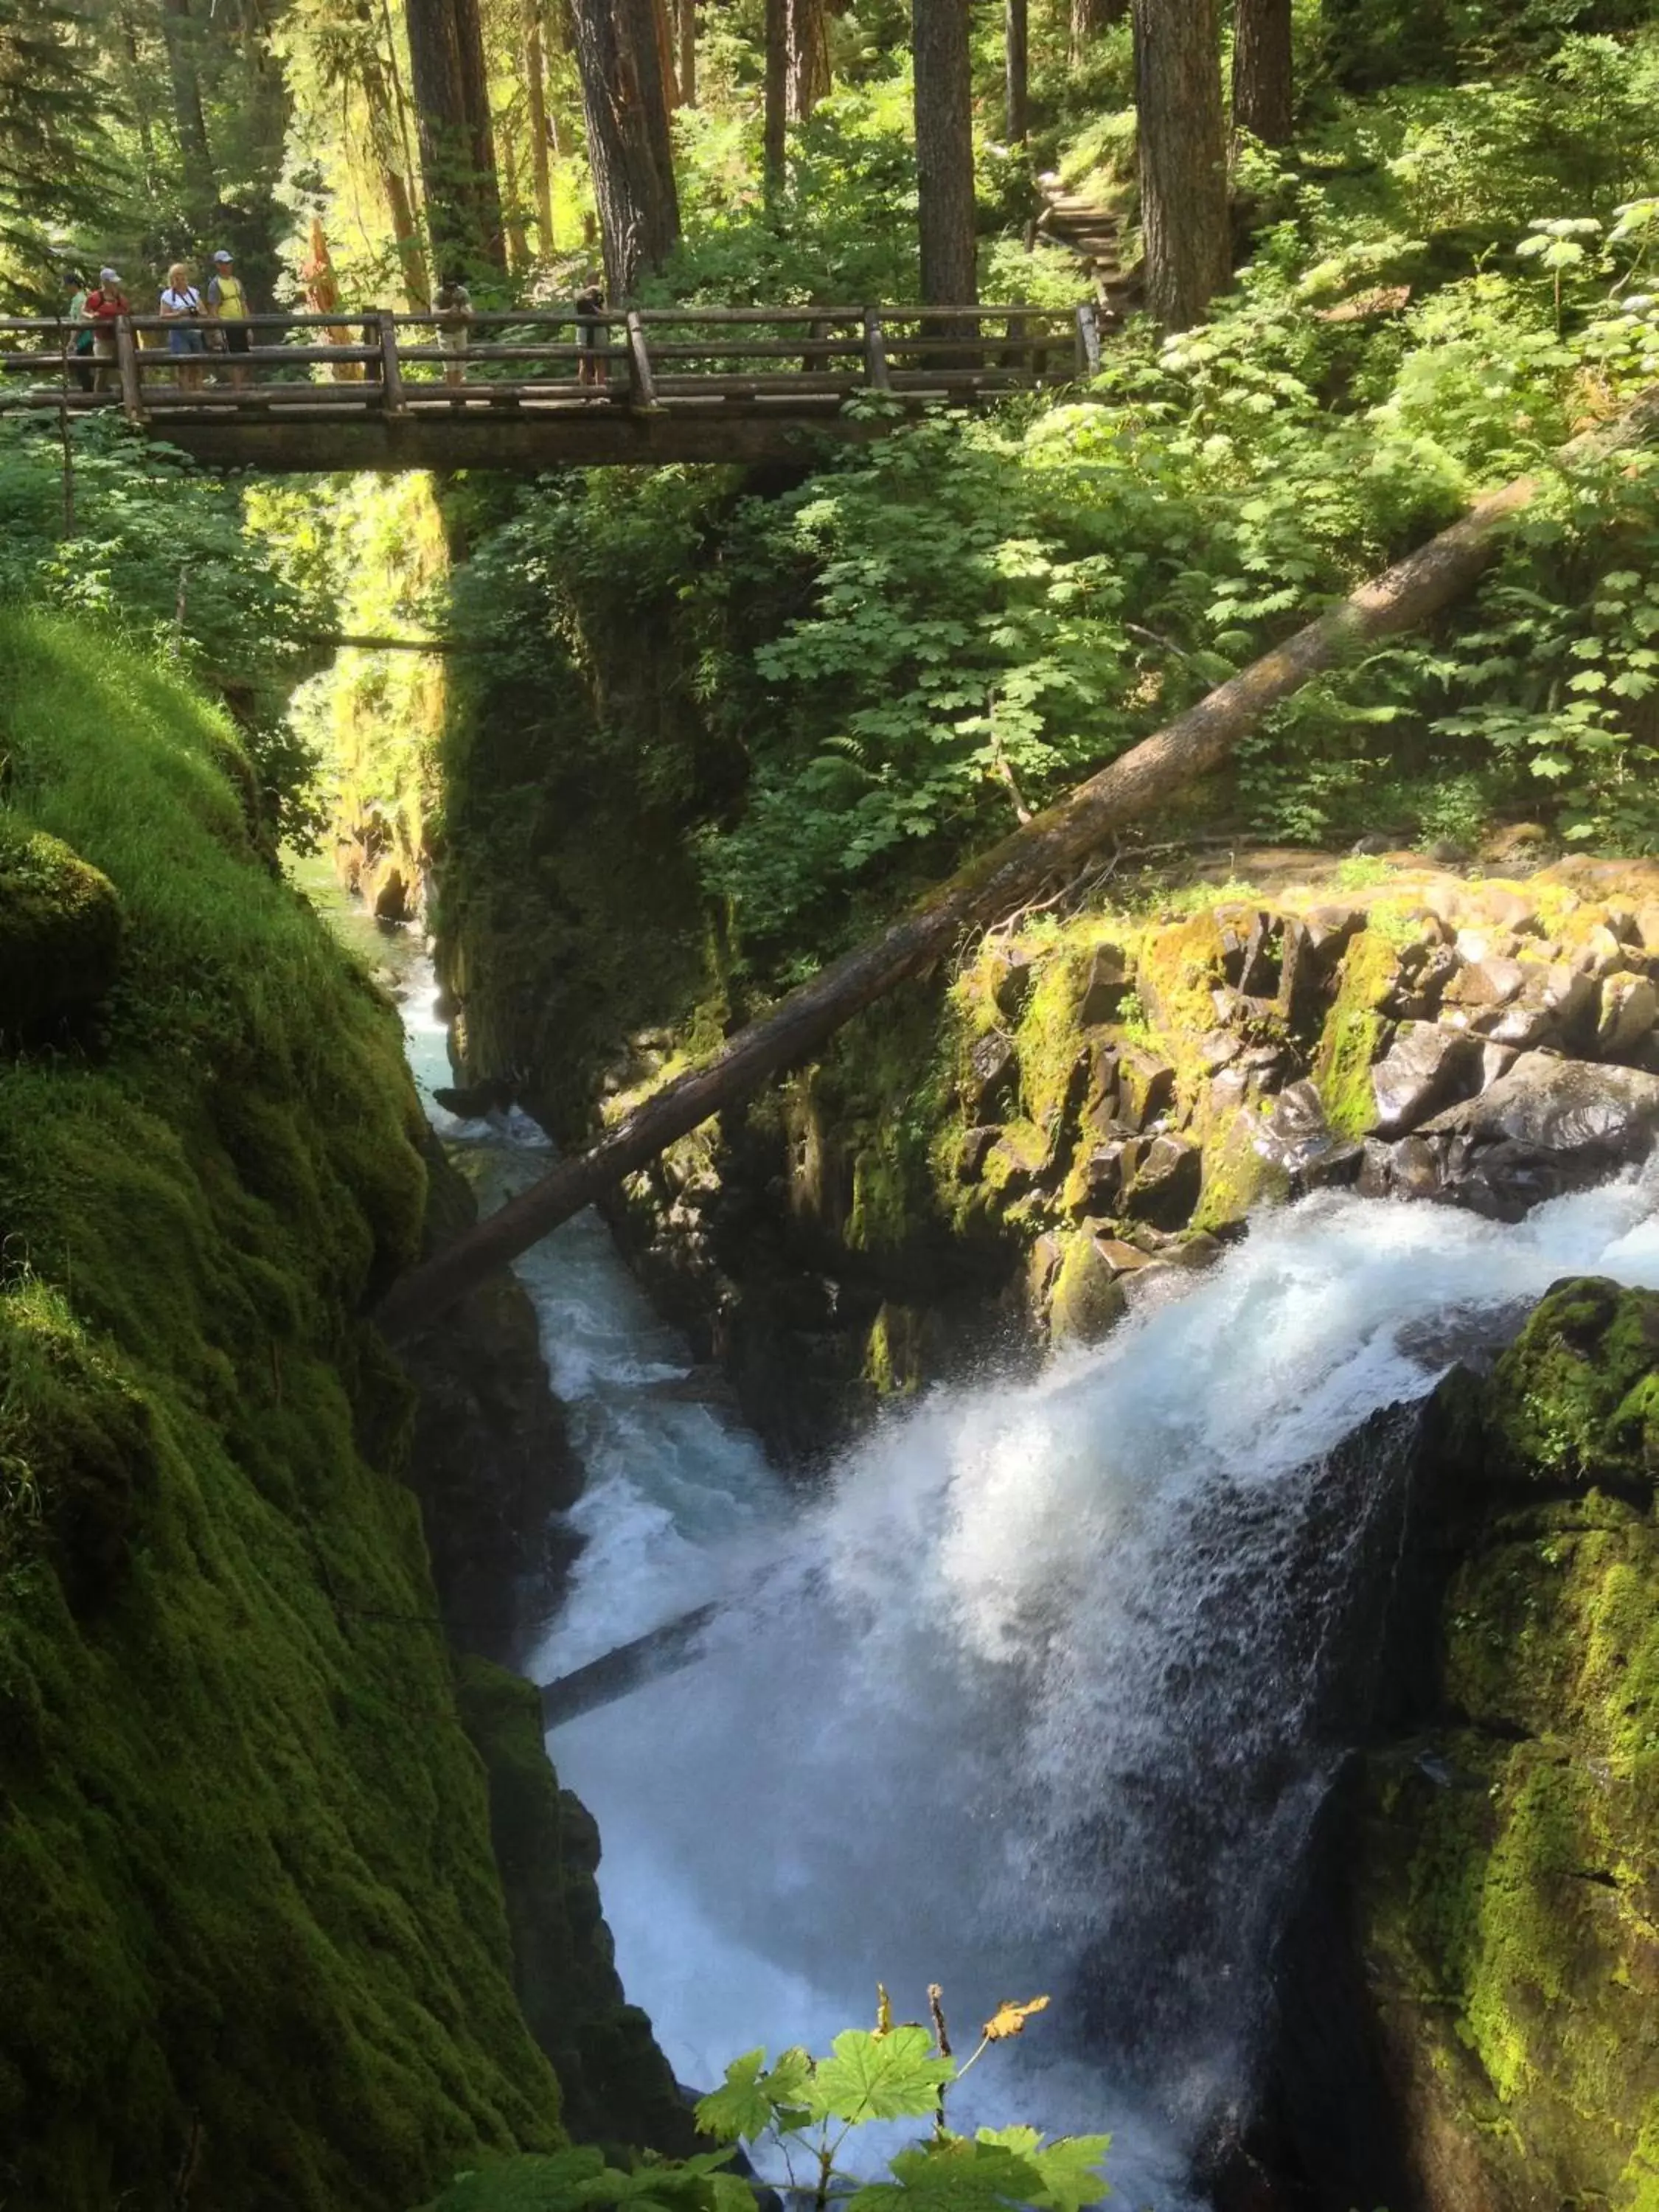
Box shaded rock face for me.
[1270,1281,1659,2212]
[405,1130,584,1665]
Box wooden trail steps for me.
[372,379,1659,1347]
[1036,177,1141,329]
[0,301,1101,472]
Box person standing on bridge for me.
[206,249,251,392]
[83,269,129,394]
[574,275,607,387]
[159,262,207,394]
[64,271,94,394]
[434,271,473,390]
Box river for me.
[303,867,1659,2207]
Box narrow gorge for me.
[13,0,1659,2201]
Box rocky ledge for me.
[596,855,1659,1455]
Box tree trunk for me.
[159,0,218,229]
[381,161,432,306]
[1005,0,1028,144]
[1232,0,1293,147]
[1132,0,1228,330]
[913,0,977,307]
[524,0,557,252]
[372,383,1659,1346]
[652,0,681,105]
[403,0,507,274]
[568,0,682,295]
[764,0,787,192]
[501,108,532,271]
[677,0,697,105]
[1070,0,1125,63]
[788,0,830,118]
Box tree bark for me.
[1070,0,1126,63]
[1005,0,1027,144]
[1132,0,1228,330]
[372,386,1659,1346]
[764,0,787,192]
[568,0,682,295]
[677,0,697,105]
[403,0,507,274]
[524,0,557,252]
[913,0,977,307]
[652,0,681,105]
[788,0,830,118]
[1232,0,1293,147]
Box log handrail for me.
[0,302,1102,449]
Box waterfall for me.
[353,910,1659,2205]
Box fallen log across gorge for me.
[373,386,1659,1346]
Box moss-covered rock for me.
[0,613,598,2210]
[1310,926,1399,1137]
[454,1662,691,2159]
[0,819,122,1041]
[1277,1281,1659,2212]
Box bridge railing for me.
[0,301,1104,420]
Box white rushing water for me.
[319,888,1659,2208]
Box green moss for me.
[0,614,566,2209]
[1311,927,1399,1137]
[1190,1102,1290,1234]
[453,1662,688,2158]
[1355,1284,1659,2207]
[1137,911,1226,1055]
[1485,1279,1659,1491]
[1048,1232,1127,1348]
[0,820,122,1042]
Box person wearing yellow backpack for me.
[206,248,251,390]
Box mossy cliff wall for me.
[1275,1280,1659,2212]
[0,612,674,2209]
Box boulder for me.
[1065,1137,1133,1217]
[1301,905,1363,965]
[1596,970,1658,1057]
[1092,1237,1152,1276]
[1048,1234,1128,1349]
[956,1125,1001,1183]
[1388,942,1459,1020]
[964,1030,1019,1124]
[1379,1052,1659,1219]
[1122,1133,1203,1228]
[987,946,1035,1018]
[1081,1038,1121,1133]
[1370,1023,1481,1138]
[1440,955,1526,1017]
[1116,1044,1178,1132]
[1479,961,1593,1048]
[1256,1079,1366,1186]
[1077,942,1133,1025]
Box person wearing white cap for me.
[207,248,251,391]
[82,268,129,394]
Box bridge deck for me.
[2,302,1101,470]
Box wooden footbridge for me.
[0,302,1101,470]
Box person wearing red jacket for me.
[82,268,129,395]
